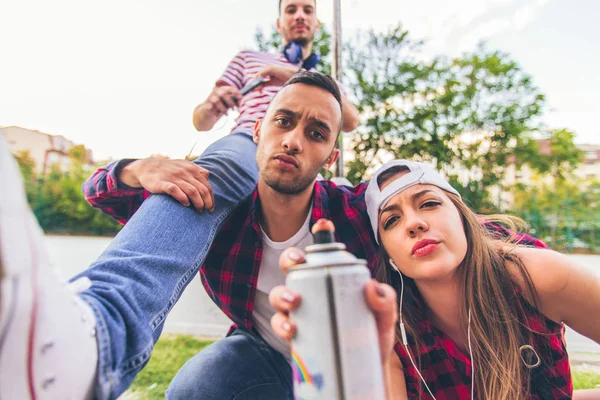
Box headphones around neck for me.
[389,258,474,400]
[282,41,320,71]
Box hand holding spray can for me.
[287,220,385,400]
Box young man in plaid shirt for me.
[1,72,366,400]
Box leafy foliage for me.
[14,146,122,236]
[255,23,585,217]
[510,173,599,252]
[344,26,553,212]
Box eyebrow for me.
[275,108,332,134]
[308,116,332,134]
[379,189,436,215]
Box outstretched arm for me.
[514,247,600,344]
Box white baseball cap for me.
[365,160,461,243]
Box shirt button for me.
[247,283,252,288]
[255,241,261,247]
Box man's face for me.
[254,83,340,195]
[277,0,319,46]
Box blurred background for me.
[2,0,599,383]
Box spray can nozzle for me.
[312,219,336,244]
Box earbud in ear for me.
[389,259,400,272]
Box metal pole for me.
[332,0,344,177]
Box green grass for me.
[125,334,599,399]
[126,335,214,400]
[573,371,600,390]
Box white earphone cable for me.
[391,259,474,399]
[468,309,474,400]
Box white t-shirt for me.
[252,210,314,359]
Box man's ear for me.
[323,148,340,170]
[276,18,282,35]
[253,120,262,143]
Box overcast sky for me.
[1,0,598,161]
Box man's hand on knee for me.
[120,158,215,212]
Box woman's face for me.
[378,174,468,283]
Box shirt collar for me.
[249,181,331,233]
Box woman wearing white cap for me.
[270,160,600,399]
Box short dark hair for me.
[377,165,410,188]
[283,71,341,109]
[279,0,317,15]
[282,71,343,133]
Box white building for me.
[1,126,93,174]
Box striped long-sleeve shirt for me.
[217,50,318,135]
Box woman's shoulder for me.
[507,247,572,297]
[506,247,588,325]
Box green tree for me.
[526,128,583,181]
[14,150,39,205]
[511,175,599,251]
[31,146,122,236]
[254,23,582,214]
[344,26,549,212]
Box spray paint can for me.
[286,226,385,400]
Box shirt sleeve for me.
[216,51,246,90]
[481,219,549,249]
[82,159,151,225]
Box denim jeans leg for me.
[72,133,258,399]
[166,329,293,400]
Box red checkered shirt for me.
[83,162,551,340]
[82,159,151,225]
[395,288,572,399]
[83,163,379,330]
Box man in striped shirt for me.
[192,0,359,135]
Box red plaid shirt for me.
[83,162,379,330]
[395,288,572,399]
[201,182,379,331]
[84,162,551,340]
[82,160,151,225]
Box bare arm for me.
[574,389,600,399]
[341,96,359,132]
[512,247,600,344]
[192,85,242,132]
[384,353,408,399]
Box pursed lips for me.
[274,154,299,168]
[411,239,440,255]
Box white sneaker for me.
[0,135,98,399]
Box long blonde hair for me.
[377,192,539,399]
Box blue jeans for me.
[166,329,293,399]
[71,133,259,399]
